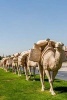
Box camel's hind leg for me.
[39,65,45,91]
[51,70,58,81]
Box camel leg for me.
[3,64,4,69]
[49,70,58,95]
[12,66,15,73]
[39,65,45,91]
[24,66,26,75]
[14,66,17,74]
[17,66,21,76]
[17,67,19,75]
[27,66,32,80]
[33,67,36,80]
[5,65,8,72]
[22,66,25,73]
[28,67,32,76]
[45,70,56,95]
[24,66,29,81]
[52,70,58,81]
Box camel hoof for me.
[18,74,21,76]
[26,78,29,81]
[41,88,44,91]
[33,79,35,81]
[51,92,56,95]
[26,77,30,81]
[6,70,8,72]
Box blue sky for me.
[0,0,67,56]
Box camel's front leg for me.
[24,66,29,81]
[28,66,32,76]
[32,67,36,80]
[45,70,56,95]
[17,66,21,76]
[50,70,58,95]
[39,65,45,91]
[22,66,25,73]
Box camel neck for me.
[55,49,62,63]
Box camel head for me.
[13,53,20,57]
[55,42,64,50]
[55,42,66,62]
[33,43,41,50]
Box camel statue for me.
[5,56,14,71]
[18,50,39,80]
[38,41,65,95]
[12,56,18,74]
[18,55,26,76]
[12,53,20,74]
[17,51,29,78]
[0,57,8,71]
[26,54,39,80]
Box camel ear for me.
[32,43,41,50]
[46,38,50,41]
[59,42,64,46]
[34,43,37,46]
[61,43,64,46]
[34,43,40,49]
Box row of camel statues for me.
[0,38,66,95]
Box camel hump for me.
[48,41,52,46]
[42,41,55,56]
[44,40,54,50]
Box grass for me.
[0,68,67,100]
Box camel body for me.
[39,42,65,95]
